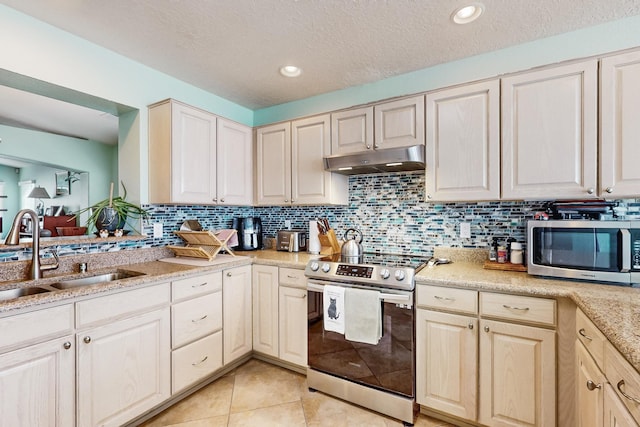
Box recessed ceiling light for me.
[452,3,484,24]
[280,65,302,77]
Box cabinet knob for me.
[83,336,91,344]
[427,194,432,200]
[587,188,595,194]
[605,187,613,194]
[212,198,218,202]
[365,144,371,149]
[484,325,490,333]
[220,198,225,202]
[468,323,474,330]
[63,341,72,350]
[284,199,289,203]
[227,272,232,277]
[291,199,295,203]
[586,380,602,391]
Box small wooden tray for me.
[318,229,341,255]
[483,260,527,272]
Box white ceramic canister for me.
[510,242,523,264]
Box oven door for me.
[307,280,415,398]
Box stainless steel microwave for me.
[527,220,640,285]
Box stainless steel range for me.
[304,253,427,425]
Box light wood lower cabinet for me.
[577,341,605,427]
[223,265,253,364]
[252,264,279,357]
[0,334,75,427]
[278,285,307,367]
[605,384,639,427]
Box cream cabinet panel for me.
[577,341,605,427]
[426,80,500,201]
[0,335,75,427]
[605,384,639,427]
[172,331,223,394]
[292,114,348,205]
[77,308,170,427]
[223,265,252,364]
[479,319,556,427]
[252,264,279,357]
[600,50,640,199]
[256,122,291,205]
[374,95,425,149]
[605,342,640,425]
[416,309,477,420]
[278,285,308,367]
[149,99,217,204]
[501,60,598,200]
[331,106,374,154]
[172,291,223,348]
[217,118,253,205]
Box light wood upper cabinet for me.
[375,95,425,149]
[426,79,500,201]
[256,115,348,206]
[600,50,640,199]
[501,60,598,200]
[149,99,252,205]
[216,118,253,205]
[331,106,374,154]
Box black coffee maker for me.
[232,217,263,251]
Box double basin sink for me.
[0,270,146,302]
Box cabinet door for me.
[223,265,252,364]
[171,102,217,203]
[252,265,279,357]
[291,114,333,205]
[216,118,253,205]
[416,310,477,420]
[77,308,170,427]
[604,384,639,427]
[0,335,75,427]
[600,50,640,198]
[374,95,425,149]
[479,319,556,427]
[426,80,500,201]
[577,341,605,427]
[256,122,291,205]
[278,286,308,367]
[331,106,374,154]
[501,60,598,200]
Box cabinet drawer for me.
[480,292,556,326]
[172,331,222,394]
[279,267,306,288]
[76,282,170,329]
[605,341,640,424]
[172,272,222,302]
[172,291,222,348]
[0,304,74,352]
[417,285,478,314]
[576,308,607,369]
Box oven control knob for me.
[309,261,319,272]
[394,270,406,281]
[379,269,390,279]
[321,263,331,273]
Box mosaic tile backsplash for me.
[3,171,640,262]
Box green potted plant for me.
[73,182,149,235]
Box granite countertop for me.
[417,251,640,373]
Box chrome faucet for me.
[5,208,59,279]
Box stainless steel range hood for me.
[323,144,425,175]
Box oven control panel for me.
[336,264,374,278]
[305,260,415,290]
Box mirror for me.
[0,69,137,241]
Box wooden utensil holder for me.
[318,229,341,255]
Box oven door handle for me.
[307,282,411,304]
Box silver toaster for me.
[276,230,308,252]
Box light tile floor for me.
[141,359,455,427]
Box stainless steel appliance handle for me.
[307,282,410,303]
[621,229,631,272]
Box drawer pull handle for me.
[192,356,208,366]
[287,275,299,279]
[434,295,454,302]
[192,282,207,288]
[586,380,602,391]
[192,315,208,323]
[502,304,529,312]
[617,380,640,404]
[578,328,593,341]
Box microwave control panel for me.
[633,238,640,270]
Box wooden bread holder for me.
[318,229,341,255]
[483,260,527,272]
[168,230,237,261]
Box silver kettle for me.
[341,228,364,264]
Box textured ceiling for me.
[3,0,640,110]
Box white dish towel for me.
[345,287,382,345]
[323,285,345,334]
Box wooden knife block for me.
[318,229,341,255]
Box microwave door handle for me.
[621,229,631,272]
